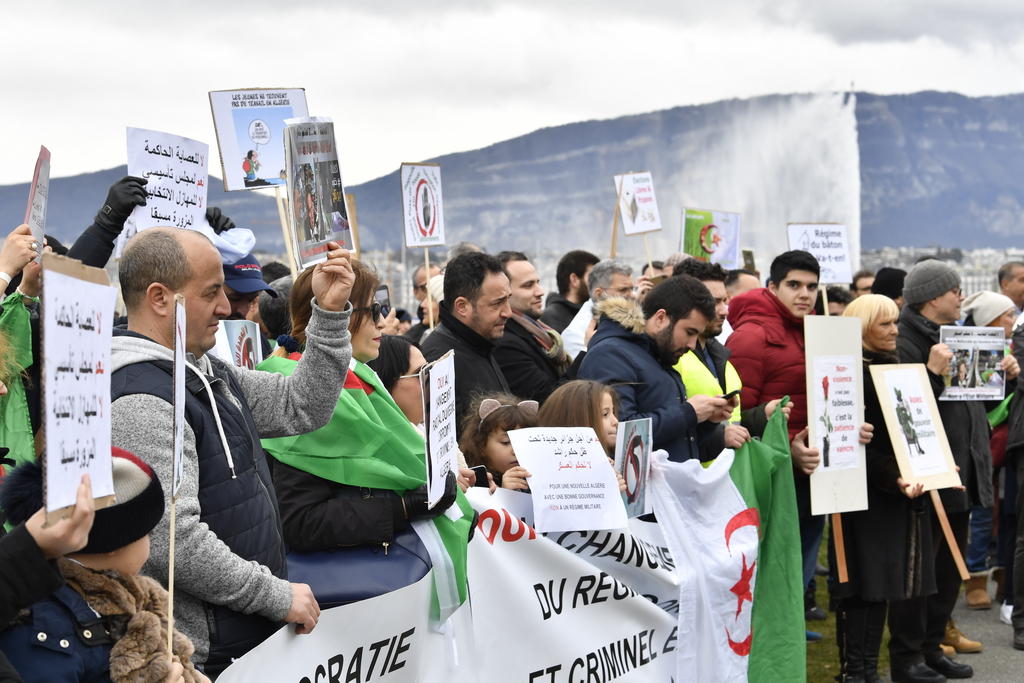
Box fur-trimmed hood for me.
[594,297,645,335]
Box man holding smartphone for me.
[672,260,790,452]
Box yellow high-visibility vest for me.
[674,346,742,422]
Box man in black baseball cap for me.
[223,252,277,320]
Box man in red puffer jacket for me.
[726,250,826,620]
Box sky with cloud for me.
[2,1,1023,187]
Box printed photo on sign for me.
[939,325,1005,401]
[209,88,309,191]
[786,223,852,284]
[613,172,662,235]
[681,208,742,269]
[508,427,627,533]
[210,320,263,370]
[870,364,960,492]
[613,418,652,517]
[401,163,446,248]
[42,255,118,517]
[284,117,353,267]
[126,127,209,232]
[811,356,860,471]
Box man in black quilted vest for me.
[110,228,354,677]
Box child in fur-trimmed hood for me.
[0,449,208,683]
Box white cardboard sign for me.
[171,296,186,500]
[401,163,446,248]
[211,320,264,370]
[24,145,50,260]
[507,427,628,532]
[805,316,867,515]
[786,223,852,284]
[614,172,663,235]
[42,254,117,518]
[421,351,458,507]
[126,127,209,233]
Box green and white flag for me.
[651,403,804,682]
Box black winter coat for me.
[493,317,564,403]
[539,293,581,333]
[835,351,937,602]
[896,306,993,511]
[421,303,510,437]
[271,460,408,552]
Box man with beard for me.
[223,253,278,320]
[578,275,734,462]
[494,251,570,402]
[541,249,599,332]
[672,260,788,446]
[421,251,512,436]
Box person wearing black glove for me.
[206,206,236,234]
[66,176,147,267]
[402,472,458,520]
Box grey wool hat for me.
[902,260,960,306]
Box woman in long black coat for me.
[835,294,936,683]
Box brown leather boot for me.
[942,619,983,653]
[964,573,992,610]
[940,643,956,657]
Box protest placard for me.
[742,249,757,273]
[939,325,1005,401]
[420,351,458,508]
[24,145,50,260]
[42,254,117,522]
[219,573,434,683]
[507,427,627,533]
[401,163,445,248]
[786,223,852,284]
[805,316,866,516]
[284,117,353,269]
[126,128,208,233]
[210,320,263,370]
[869,364,961,491]
[209,88,308,191]
[612,172,662,236]
[613,418,653,517]
[681,208,742,268]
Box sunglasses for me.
[353,301,391,323]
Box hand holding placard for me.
[310,244,354,312]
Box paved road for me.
[944,581,1021,683]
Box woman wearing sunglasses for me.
[258,261,472,592]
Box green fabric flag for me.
[729,402,806,682]
[259,355,472,610]
[0,290,36,473]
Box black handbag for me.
[286,526,432,609]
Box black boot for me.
[838,598,868,681]
[860,600,886,683]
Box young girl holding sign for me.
[459,395,538,491]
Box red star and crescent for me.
[723,507,761,657]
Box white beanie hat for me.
[962,291,1015,327]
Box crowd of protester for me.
[1,174,1024,682]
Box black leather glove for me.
[402,472,457,520]
[95,176,148,231]
[206,206,236,234]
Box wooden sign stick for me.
[166,499,177,656]
[345,192,360,260]
[819,285,850,583]
[642,234,655,278]
[609,176,627,258]
[930,489,970,580]
[424,248,435,329]
[274,187,299,277]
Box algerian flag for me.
[650,403,805,683]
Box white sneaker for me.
[1000,602,1013,626]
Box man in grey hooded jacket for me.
[110,228,355,675]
